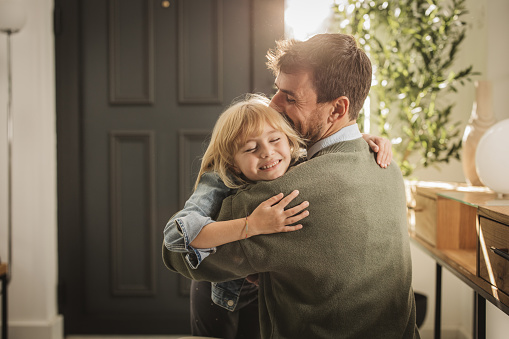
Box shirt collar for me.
[307,124,362,159]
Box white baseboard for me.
[6,314,63,339]
[419,327,470,339]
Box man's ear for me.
[328,96,350,123]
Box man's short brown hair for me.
[266,34,372,121]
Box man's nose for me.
[269,92,283,113]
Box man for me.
[163,33,418,338]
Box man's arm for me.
[162,241,255,282]
[162,195,258,282]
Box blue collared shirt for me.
[307,123,362,159]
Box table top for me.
[406,180,509,223]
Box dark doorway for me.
[55,0,284,334]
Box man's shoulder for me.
[229,160,329,205]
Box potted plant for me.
[331,0,478,176]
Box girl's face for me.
[233,122,292,182]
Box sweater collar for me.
[307,124,362,159]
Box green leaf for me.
[331,0,478,177]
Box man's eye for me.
[286,96,296,103]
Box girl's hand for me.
[362,134,393,168]
[247,190,308,237]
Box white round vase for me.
[462,81,497,186]
[475,119,509,197]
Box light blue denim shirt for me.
[163,171,246,311]
[163,171,233,268]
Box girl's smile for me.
[260,159,282,170]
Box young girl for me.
[168,94,309,248]
[164,93,309,338]
[163,93,391,338]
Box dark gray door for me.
[55,0,283,334]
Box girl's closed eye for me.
[243,143,257,153]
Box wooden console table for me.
[0,263,7,339]
[406,182,509,339]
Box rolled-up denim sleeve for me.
[163,172,232,268]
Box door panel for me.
[56,0,284,334]
[178,0,223,103]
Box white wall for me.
[0,0,507,338]
[412,0,509,338]
[0,0,62,338]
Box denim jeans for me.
[191,279,260,339]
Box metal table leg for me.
[1,270,7,339]
[474,292,486,339]
[435,263,442,339]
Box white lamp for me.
[0,0,27,283]
[475,119,509,199]
[0,1,27,33]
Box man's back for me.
[163,138,418,338]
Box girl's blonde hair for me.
[195,93,305,190]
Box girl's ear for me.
[230,164,241,174]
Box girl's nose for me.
[260,144,274,158]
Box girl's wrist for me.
[243,216,249,239]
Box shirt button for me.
[227,300,234,307]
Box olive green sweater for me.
[163,138,419,339]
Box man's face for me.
[269,71,331,146]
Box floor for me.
[66,336,190,339]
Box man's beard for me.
[302,124,324,148]
[282,113,324,148]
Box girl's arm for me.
[362,133,393,168]
[163,172,231,260]
[190,190,309,249]
[163,172,308,268]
